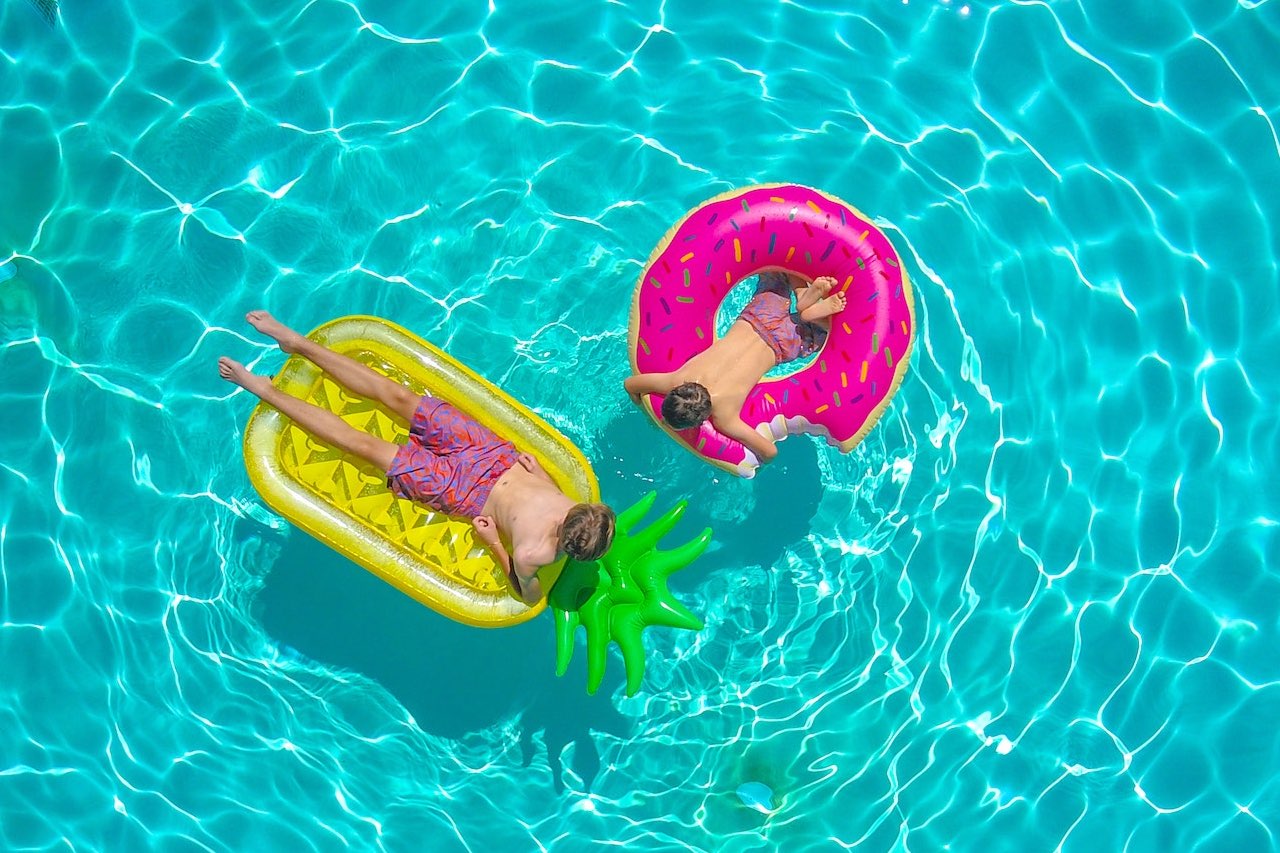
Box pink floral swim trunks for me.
[385,396,519,517]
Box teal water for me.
[2,0,1278,850]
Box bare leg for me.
[795,275,834,313]
[245,311,419,421]
[220,357,399,472]
[798,290,847,325]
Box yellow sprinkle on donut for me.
[860,360,868,382]
[764,392,776,405]
[680,251,694,263]
[734,238,742,263]
[806,200,822,213]
[859,229,869,241]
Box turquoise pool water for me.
[3,0,1278,850]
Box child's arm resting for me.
[517,452,555,484]
[719,417,778,463]
[473,517,545,606]
[623,372,677,401]
[511,560,544,606]
[472,516,527,601]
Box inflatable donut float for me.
[628,183,915,477]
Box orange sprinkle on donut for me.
[680,251,694,263]
[806,200,822,213]
[860,360,868,382]
[734,238,742,263]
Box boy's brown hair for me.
[559,503,616,562]
[661,381,712,430]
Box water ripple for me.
[2,0,1278,850]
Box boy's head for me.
[559,503,617,562]
[661,382,712,430]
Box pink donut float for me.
[628,183,916,478]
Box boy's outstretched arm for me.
[718,416,778,463]
[623,371,678,403]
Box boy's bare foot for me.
[218,356,272,395]
[799,291,846,323]
[246,310,305,353]
[795,275,836,313]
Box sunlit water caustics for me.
[2,0,1278,850]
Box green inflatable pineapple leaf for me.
[549,491,712,696]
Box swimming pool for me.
[2,0,1277,849]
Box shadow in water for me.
[254,530,629,793]
[250,416,825,793]
[597,409,827,583]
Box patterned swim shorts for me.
[385,396,520,517]
[739,274,828,364]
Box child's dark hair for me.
[660,382,712,430]
[560,503,616,562]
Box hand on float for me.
[517,452,554,483]
[472,515,499,543]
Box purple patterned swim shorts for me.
[385,396,519,517]
[738,273,828,364]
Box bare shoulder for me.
[713,411,748,436]
[712,391,750,421]
[513,533,557,575]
